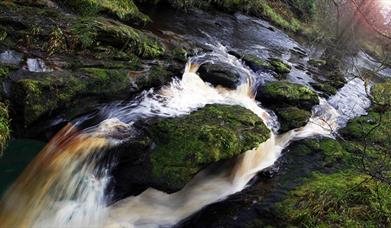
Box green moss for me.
[290,0,316,20]
[151,0,301,32]
[276,106,311,132]
[278,172,391,227]
[171,47,188,63]
[11,69,131,125]
[308,58,327,67]
[0,66,9,83]
[372,80,391,110]
[71,17,165,58]
[341,111,391,148]
[0,102,10,154]
[310,82,337,97]
[305,138,350,167]
[0,30,6,41]
[242,55,272,71]
[259,81,319,110]
[149,104,270,189]
[132,65,171,90]
[82,67,130,93]
[269,58,291,74]
[246,0,301,32]
[57,0,150,24]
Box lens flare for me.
[380,0,391,7]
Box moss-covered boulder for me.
[111,104,270,194]
[257,81,319,110]
[269,58,291,74]
[275,106,311,132]
[198,63,240,89]
[256,81,318,132]
[242,55,273,72]
[10,68,131,125]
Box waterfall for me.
[0,43,371,228]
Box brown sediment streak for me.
[0,124,109,227]
[188,63,200,73]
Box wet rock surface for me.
[198,63,240,89]
[110,104,270,198]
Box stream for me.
[0,8,387,228]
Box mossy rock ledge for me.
[256,81,319,132]
[10,68,131,125]
[110,104,270,196]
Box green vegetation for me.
[371,80,391,110]
[132,65,172,90]
[56,0,150,24]
[242,55,272,72]
[258,81,319,110]
[273,80,391,226]
[148,104,270,189]
[11,69,130,125]
[279,172,391,227]
[269,58,291,74]
[71,17,165,58]
[0,103,10,154]
[310,82,337,97]
[308,58,327,67]
[146,0,303,32]
[276,106,311,133]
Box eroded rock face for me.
[110,104,271,198]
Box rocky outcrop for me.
[256,81,319,110]
[256,81,319,132]
[198,63,240,89]
[110,104,270,197]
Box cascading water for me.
[0,42,372,228]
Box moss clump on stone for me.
[310,82,337,97]
[308,58,327,67]
[71,17,165,58]
[278,172,391,227]
[11,69,130,125]
[242,55,272,72]
[371,80,391,110]
[269,58,291,74]
[276,106,311,132]
[56,0,150,24]
[131,65,172,91]
[148,104,270,189]
[340,111,391,148]
[257,81,319,110]
[0,102,10,154]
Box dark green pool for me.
[0,139,46,196]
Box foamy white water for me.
[101,55,370,228]
[0,42,372,228]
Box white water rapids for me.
[0,43,371,228]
